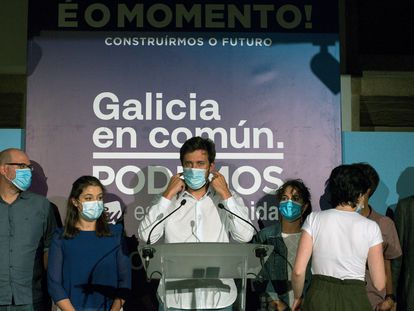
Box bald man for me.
[0,148,56,311]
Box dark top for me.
[392,196,414,311]
[0,191,56,305]
[366,206,401,307]
[47,224,131,311]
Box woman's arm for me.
[368,243,386,292]
[292,231,313,310]
[112,226,131,310]
[48,231,73,308]
[110,298,125,311]
[56,299,76,311]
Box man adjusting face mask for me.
[183,168,208,190]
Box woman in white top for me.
[291,164,386,311]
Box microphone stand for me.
[142,199,187,270]
[217,203,268,258]
[217,203,272,283]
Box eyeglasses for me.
[5,163,34,171]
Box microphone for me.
[218,203,258,235]
[217,203,268,259]
[142,199,187,269]
[190,220,200,242]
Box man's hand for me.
[210,171,231,200]
[163,173,185,200]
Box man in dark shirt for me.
[0,148,56,310]
[392,195,414,311]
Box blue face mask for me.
[279,200,303,222]
[183,168,207,190]
[11,168,32,191]
[81,200,104,221]
[355,203,364,214]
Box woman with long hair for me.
[48,176,130,311]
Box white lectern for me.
[139,243,273,311]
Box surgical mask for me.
[183,168,207,190]
[279,200,302,222]
[81,200,104,221]
[11,168,32,191]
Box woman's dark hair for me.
[276,179,312,221]
[352,162,379,197]
[63,175,110,239]
[328,164,370,208]
[180,136,216,165]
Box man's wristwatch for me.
[384,294,396,303]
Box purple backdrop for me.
[27,2,341,236]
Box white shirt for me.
[302,209,383,281]
[138,187,254,309]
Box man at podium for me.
[138,136,254,310]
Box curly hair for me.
[276,179,312,221]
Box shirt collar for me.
[18,191,31,200]
[0,191,30,204]
[179,186,216,200]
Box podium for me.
[139,242,273,311]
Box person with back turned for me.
[138,136,254,310]
[0,148,56,310]
[291,164,386,311]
